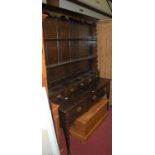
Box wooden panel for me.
[62,64,72,78]
[42,14,48,93]
[45,41,58,65]
[88,41,97,55]
[70,41,79,59]
[59,19,70,39]
[70,21,79,38]
[43,17,58,39]
[90,24,96,39]
[79,41,88,58]
[97,20,112,79]
[59,41,70,62]
[47,67,61,84]
[78,60,89,73]
[97,20,112,105]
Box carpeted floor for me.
[61,107,112,155]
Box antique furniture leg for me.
[107,82,110,110]
[107,91,110,110]
[63,127,71,155]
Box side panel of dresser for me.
[42,14,48,93]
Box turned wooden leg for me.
[107,83,110,110]
[107,92,110,110]
[63,127,71,155]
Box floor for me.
[61,107,112,155]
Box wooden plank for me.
[70,99,108,142]
[97,20,112,105]
[42,14,48,94]
[70,112,108,142]
[97,20,112,79]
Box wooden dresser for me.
[42,3,111,155]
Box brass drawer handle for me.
[64,96,69,100]
[70,88,74,92]
[92,95,97,100]
[56,94,62,99]
[88,78,92,82]
[77,106,82,112]
[104,87,107,91]
[80,83,84,86]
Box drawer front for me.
[85,74,98,85]
[65,98,88,126]
[49,91,65,103]
[88,87,106,108]
[65,84,78,96]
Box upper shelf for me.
[46,55,97,69]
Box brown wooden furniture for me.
[70,98,109,141]
[42,3,111,155]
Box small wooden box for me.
[70,98,108,141]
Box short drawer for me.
[85,74,98,85]
[49,92,64,103]
[65,98,88,126]
[88,87,106,108]
[65,84,78,96]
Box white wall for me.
[42,0,46,4]
[42,87,60,155]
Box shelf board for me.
[44,38,97,41]
[46,55,97,69]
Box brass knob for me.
[56,94,62,99]
[92,95,97,100]
[64,97,69,100]
[80,83,84,86]
[70,88,74,92]
[77,106,82,112]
